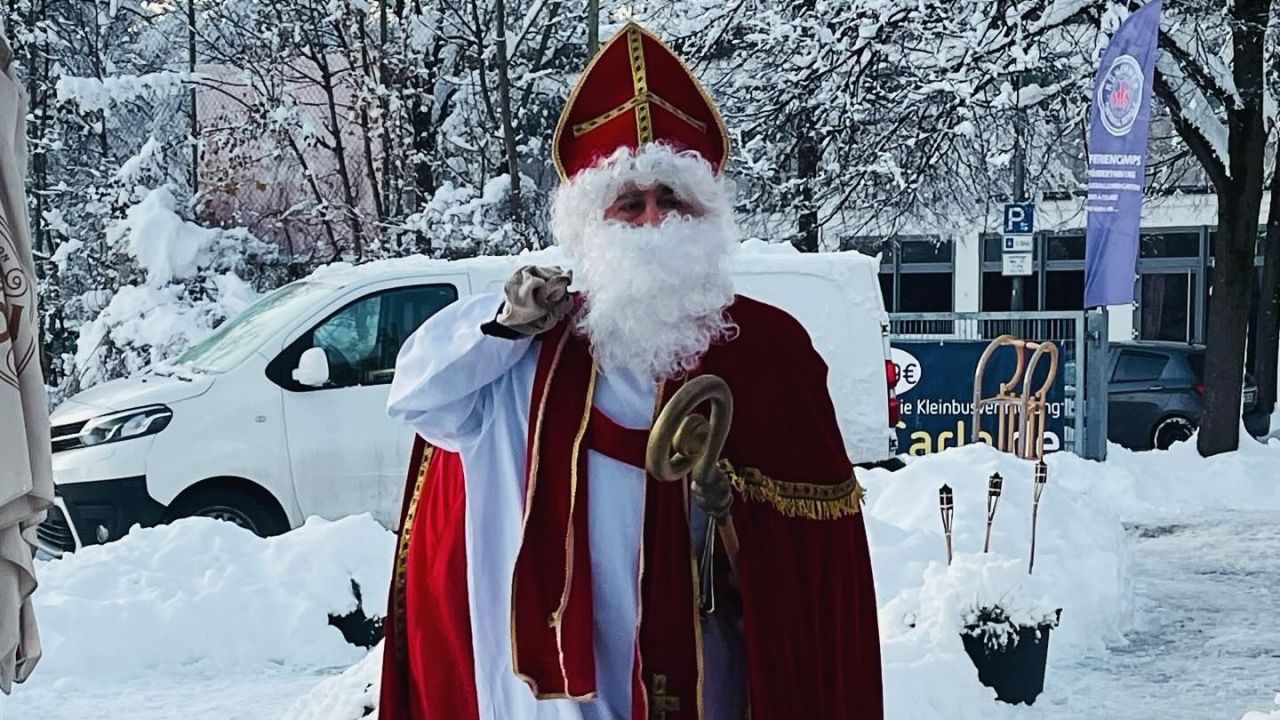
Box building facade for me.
[846,193,1269,344]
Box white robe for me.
[388,293,743,720]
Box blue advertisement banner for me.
[890,341,1072,456]
[1083,0,1163,308]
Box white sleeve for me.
[387,292,535,451]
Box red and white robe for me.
[379,292,882,720]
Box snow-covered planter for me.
[959,604,1060,705]
[935,463,1063,705]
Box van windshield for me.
[173,281,334,373]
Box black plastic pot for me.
[960,610,1061,706]
[328,579,385,649]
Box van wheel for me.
[1152,416,1195,450]
[166,487,289,537]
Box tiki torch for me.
[939,484,955,565]
[984,472,1003,554]
[1029,461,1048,574]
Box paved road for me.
[1031,512,1280,720]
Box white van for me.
[37,243,897,554]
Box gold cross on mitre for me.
[571,25,708,142]
[551,22,730,181]
[648,674,681,720]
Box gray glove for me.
[692,466,733,520]
[495,265,574,336]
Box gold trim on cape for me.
[392,443,435,661]
[551,360,599,687]
[721,461,866,520]
[511,328,596,701]
[631,381,666,718]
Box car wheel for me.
[1152,416,1195,450]
[166,487,290,537]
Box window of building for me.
[897,239,954,312]
[1042,233,1085,311]
[1046,234,1086,262]
[898,273,954,311]
[1140,231,1200,259]
[900,239,951,265]
[982,273,1040,312]
[981,232,1089,311]
[1207,229,1266,264]
[848,236,953,312]
[1043,270,1085,311]
[1139,272,1196,343]
[878,272,895,312]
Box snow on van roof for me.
[304,239,881,287]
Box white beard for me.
[572,215,737,381]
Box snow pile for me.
[29,515,394,681]
[17,435,1280,718]
[281,643,385,720]
[860,445,1133,719]
[859,435,1280,720]
[1057,429,1280,517]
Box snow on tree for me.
[4,0,1276,414]
[621,0,1103,251]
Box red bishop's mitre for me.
[552,22,730,180]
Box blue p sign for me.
[1003,203,1035,234]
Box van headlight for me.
[80,405,174,447]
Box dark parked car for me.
[1108,342,1269,451]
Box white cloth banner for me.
[0,31,53,694]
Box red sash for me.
[510,321,704,718]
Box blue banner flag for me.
[1084,0,1162,308]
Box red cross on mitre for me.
[552,22,730,180]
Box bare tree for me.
[1256,150,1280,421]
[1154,0,1272,456]
[495,0,523,220]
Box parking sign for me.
[1002,252,1034,276]
[1003,234,1034,252]
[1003,203,1035,235]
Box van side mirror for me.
[293,347,331,387]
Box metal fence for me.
[888,311,1106,459]
[889,311,1085,344]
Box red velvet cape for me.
[380,296,883,719]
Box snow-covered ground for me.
[1033,511,1280,719]
[0,515,395,720]
[3,434,1279,720]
